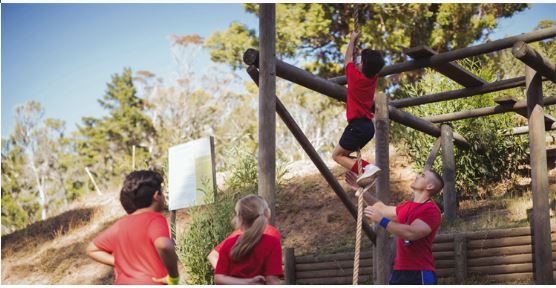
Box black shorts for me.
[389,270,437,285]
[339,118,375,151]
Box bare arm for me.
[207,249,219,269]
[86,242,114,266]
[364,207,432,241]
[154,237,179,278]
[214,274,265,285]
[265,275,282,285]
[344,31,361,66]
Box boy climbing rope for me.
[332,29,385,187]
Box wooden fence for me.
[284,225,556,284]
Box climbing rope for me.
[352,4,366,285]
[353,149,364,285]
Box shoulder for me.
[221,234,241,251]
[266,225,281,239]
[419,202,441,217]
[261,234,281,247]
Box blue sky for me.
[2,3,555,138]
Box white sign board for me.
[168,137,215,210]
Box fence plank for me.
[433,251,455,260]
[295,251,372,264]
[468,253,556,267]
[296,258,373,272]
[432,242,455,251]
[284,248,296,285]
[297,275,371,285]
[436,259,455,268]
[468,235,542,249]
[468,243,556,258]
[436,268,456,278]
[468,261,556,275]
[296,267,373,279]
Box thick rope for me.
[353,4,360,56]
[353,149,364,285]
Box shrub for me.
[392,59,529,200]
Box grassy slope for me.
[1,146,554,284]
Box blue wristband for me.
[379,217,390,229]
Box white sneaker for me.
[356,164,381,187]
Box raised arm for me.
[344,30,361,67]
[364,208,432,241]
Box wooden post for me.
[513,41,556,82]
[258,3,277,225]
[424,137,442,171]
[454,235,468,284]
[374,92,391,284]
[210,136,218,201]
[285,248,296,284]
[170,210,177,243]
[84,167,103,195]
[525,66,554,284]
[441,124,457,222]
[132,145,136,170]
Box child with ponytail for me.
[214,195,283,285]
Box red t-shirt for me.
[345,62,378,122]
[214,224,281,253]
[93,211,170,284]
[394,201,442,271]
[215,234,283,278]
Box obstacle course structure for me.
[251,3,555,285]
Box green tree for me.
[75,68,156,181]
[205,3,528,79]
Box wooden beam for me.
[496,97,556,129]
[243,49,470,148]
[391,77,527,108]
[441,124,457,222]
[388,107,470,148]
[513,41,556,83]
[258,4,277,224]
[333,27,556,85]
[405,45,487,87]
[525,65,554,284]
[506,122,556,136]
[424,96,556,123]
[424,137,442,171]
[374,92,391,284]
[246,66,377,244]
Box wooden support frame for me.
[494,97,556,129]
[423,96,556,123]
[258,4,277,224]
[424,137,442,171]
[247,65,377,244]
[441,124,457,222]
[513,41,556,83]
[332,27,556,85]
[525,66,554,284]
[374,92,391,284]
[507,122,556,135]
[391,76,528,108]
[243,49,470,148]
[405,45,486,87]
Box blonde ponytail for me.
[231,195,268,262]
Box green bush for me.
[175,146,259,284]
[392,59,529,200]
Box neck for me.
[131,206,158,215]
[412,190,430,203]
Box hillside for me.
[2,145,555,284]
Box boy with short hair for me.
[332,30,386,186]
[86,170,180,285]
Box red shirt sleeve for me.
[93,222,118,253]
[345,62,356,80]
[214,238,233,275]
[147,214,170,243]
[415,204,442,231]
[262,237,284,276]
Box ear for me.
[264,208,271,219]
[153,190,161,200]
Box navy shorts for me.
[339,118,375,151]
[389,270,437,285]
